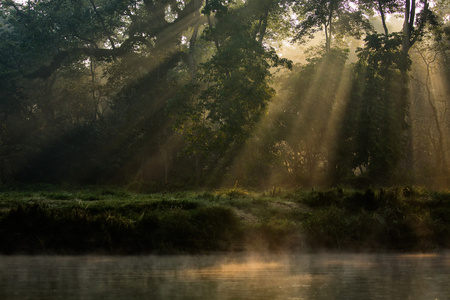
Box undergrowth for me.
[0,185,449,254]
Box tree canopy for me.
[0,0,449,189]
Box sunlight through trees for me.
[0,0,449,189]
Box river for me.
[0,252,449,299]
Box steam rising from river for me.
[1,252,449,299]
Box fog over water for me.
[1,252,449,299]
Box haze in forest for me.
[0,0,449,190]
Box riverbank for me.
[1,185,449,254]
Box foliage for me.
[0,185,449,253]
[335,33,411,184]
[294,186,450,250]
[168,0,292,184]
[0,0,448,189]
[290,0,373,51]
[267,47,350,186]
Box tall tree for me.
[336,33,410,183]
[272,48,350,186]
[331,0,438,185]
[0,0,206,184]
[290,0,371,52]
[169,0,291,184]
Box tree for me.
[330,0,439,185]
[169,0,291,185]
[335,33,410,184]
[270,48,350,186]
[406,3,450,186]
[410,46,449,186]
[290,0,372,52]
[0,0,207,184]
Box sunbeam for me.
[225,48,353,188]
[409,46,450,188]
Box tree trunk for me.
[90,56,98,121]
[418,50,449,179]
[207,14,221,51]
[40,73,57,128]
[188,0,200,78]
[159,141,170,185]
[195,152,202,187]
[377,0,389,36]
[327,10,333,53]
[257,9,269,46]
[400,0,416,182]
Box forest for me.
[1,0,450,191]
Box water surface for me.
[1,252,449,299]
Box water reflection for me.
[0,252,449,299]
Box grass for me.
[0,185,449,254]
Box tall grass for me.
[0,185,449,254]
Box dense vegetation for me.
[1,0,449,189]
[1,1,450,253]
[1,185,449,254]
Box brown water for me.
[0,252,449,299]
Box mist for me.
[1,253,449,299]
[0,0,449,190]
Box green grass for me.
[0,185,449,254]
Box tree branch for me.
[2,0,29,20]
[410,1,429,48]
[26,35,149,79]
[257,9,269,46]
[24,0,204,79]
[410,0,416,28]
[207,14,221,51]
[88,0,116,49]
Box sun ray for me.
[409,48,450,188]
[225,50,353,188]
[93,9,203,182]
